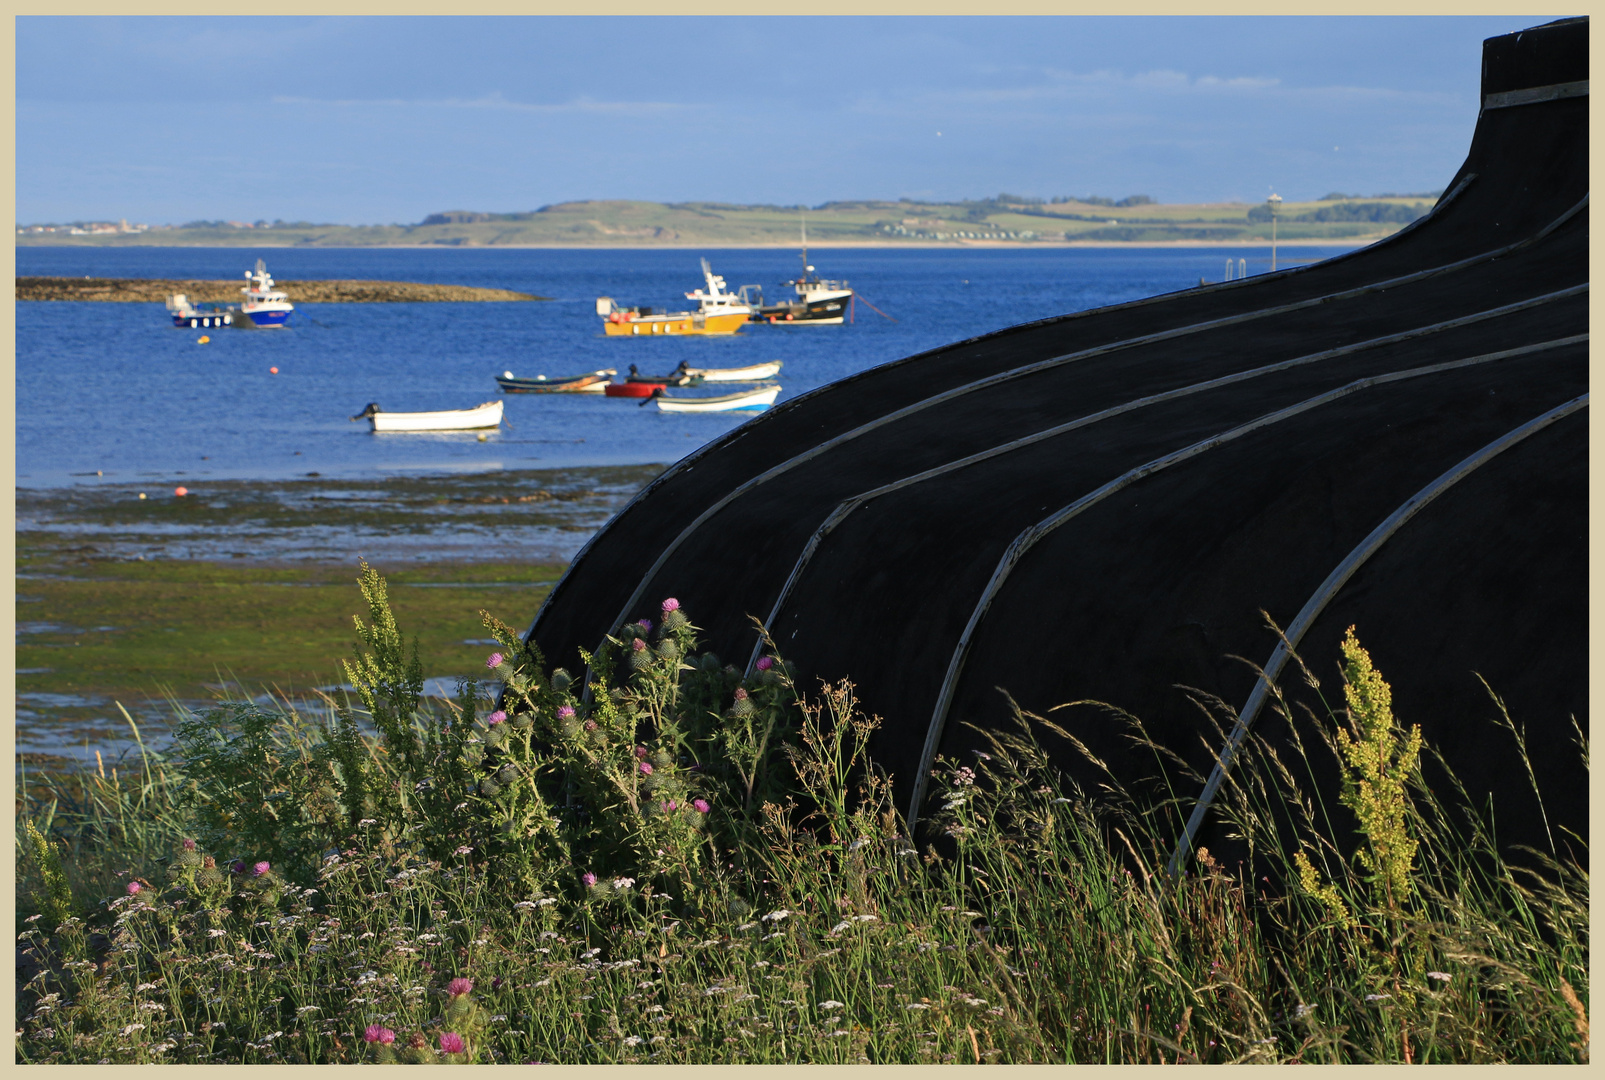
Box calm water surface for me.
[17,245,1354,488]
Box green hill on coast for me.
[19,192,1436,248]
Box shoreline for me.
[17,238,1378,252]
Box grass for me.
[13,574,1589,1064]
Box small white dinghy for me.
[682,360,783,382]
[351,400,504,432]
[653,384,781,413]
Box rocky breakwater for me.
[17,277,547,302]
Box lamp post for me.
[1267,193,1282,272]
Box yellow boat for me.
[598,258,751,337]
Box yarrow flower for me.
[693,799,711,813]
[661,598,680,613]
[488,710,506,725]
[446,977,474,998]
[582,872,598,887]
[253,861,271,876]
[126,881,142,895]
[1427,972,1452,982]
[364,1025,396,1045]
[439,1032,466,1054]
[755,656,773,671]
[557,705,575,720]
[486,652,504,669]
[613,877,636,890]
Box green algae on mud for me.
[15,464,662,762]
[15,557,561,760]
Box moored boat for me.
[738,223,853,325]
[351,400,503,432]
[165,293,237,328]
[238,259,294,327]
[497,369,614,394]
[604,381,666,398]
[682,360,783,382]
[653,384,781,413]
[597,259,751,336]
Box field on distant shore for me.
[20,194,1435,248]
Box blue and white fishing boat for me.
[239,259,293,327]
[165,293,237,328]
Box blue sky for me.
[17,16,1555,225]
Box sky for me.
[16,15,1558,226]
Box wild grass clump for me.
[15,566,1588,1063]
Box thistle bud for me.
[656,638,681,661]
[728,687,755,718]
[496,764,519,784]
[479,778,502,797]
[551,669,573,692]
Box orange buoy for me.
[198,335,210,343]
[270,366,279,374]
[174,486,188,497]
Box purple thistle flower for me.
[582,872,597,887]
[182,838,196,851]
[253,861,271,877]
[126,881,142,895]
[755,656,773,671]
[662,800,677,812]
[439,1032,466,1055]
[583,719,597,731]
[637,619,653,632]
[365,1025,396,1045]
[491,976,504,992]
[631,638,647,653]
[732,687,748,701]
[662,597,680,613]
[557,705,575,720]
[446,977,474,998]
[635,745,649,759]
[693,798,711,814]
[639,761,653,776]
[486,652,504,670]
[488,710,506,725]
[230,860,246,875]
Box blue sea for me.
[16,245,1355,488]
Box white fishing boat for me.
[351,400,504,432]
[681,360,783,382]
[653,385,781,413]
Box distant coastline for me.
[18,194,1432,250]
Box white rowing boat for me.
[681,360,783,382]
[653,385,781,413]
[351,400,504,432]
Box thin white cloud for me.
[269,92,687,114]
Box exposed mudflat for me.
[17,277,545,302]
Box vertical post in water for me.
[1268,192,1282,272]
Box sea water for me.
[16,245,1355,488]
